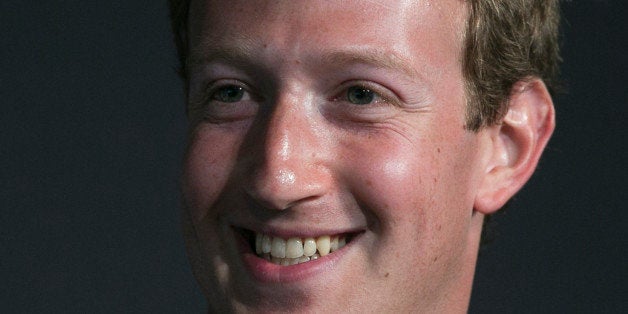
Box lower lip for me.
[237,233,354,283]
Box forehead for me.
[188,0,468,73]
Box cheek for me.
[343,133,483,291]
[342,129,481,242]
[181,127,240,221]
[341,137,434,229]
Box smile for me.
[235,227,364,282]
[234,226,361,267]
[253,233,348,266]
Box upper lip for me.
[234,223,365,239]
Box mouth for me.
[237,228,358,266]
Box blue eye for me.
[347,86,375,105]
[212,85,245,103]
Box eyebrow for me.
[186,38,260,72]
[187,42,421,81]
[320,48,421,80]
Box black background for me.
[2,1,626,313]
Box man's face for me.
[182,0,491,312]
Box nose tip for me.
[244,131,330,210]
[243,100,330,210]
[245,166,325,210]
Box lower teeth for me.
[263,253,321,266]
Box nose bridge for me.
[264,105,301,186]
[246,93,327,210]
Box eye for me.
[189,81,258,123]
[211,85,248,103]
[347,86,376,105]
[328,81,406,122]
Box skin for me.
[180,0,555,312]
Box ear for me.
[474,79,555,214]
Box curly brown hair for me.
[463,0,561,130]
[167,0,560,130]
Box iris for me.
[213,85,244,102]
[347,86,375,105]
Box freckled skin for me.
[181,0,496,312]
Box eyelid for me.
[187,78,257,119]
[205,79,255,101]
[334,80,401,106]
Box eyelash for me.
[333,81,399,107]
[189,78,400,123]
[206,81,253,102]
[201,81,396,105]
[186,80,259,122]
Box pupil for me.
[348,86,374,105]
[217,86,244,102]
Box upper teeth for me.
[255,233,347,265]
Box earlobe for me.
[474,79,555,214]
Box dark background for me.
[2,1,626,313]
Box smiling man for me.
[169,0,559,312]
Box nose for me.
[243,95,331,210]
